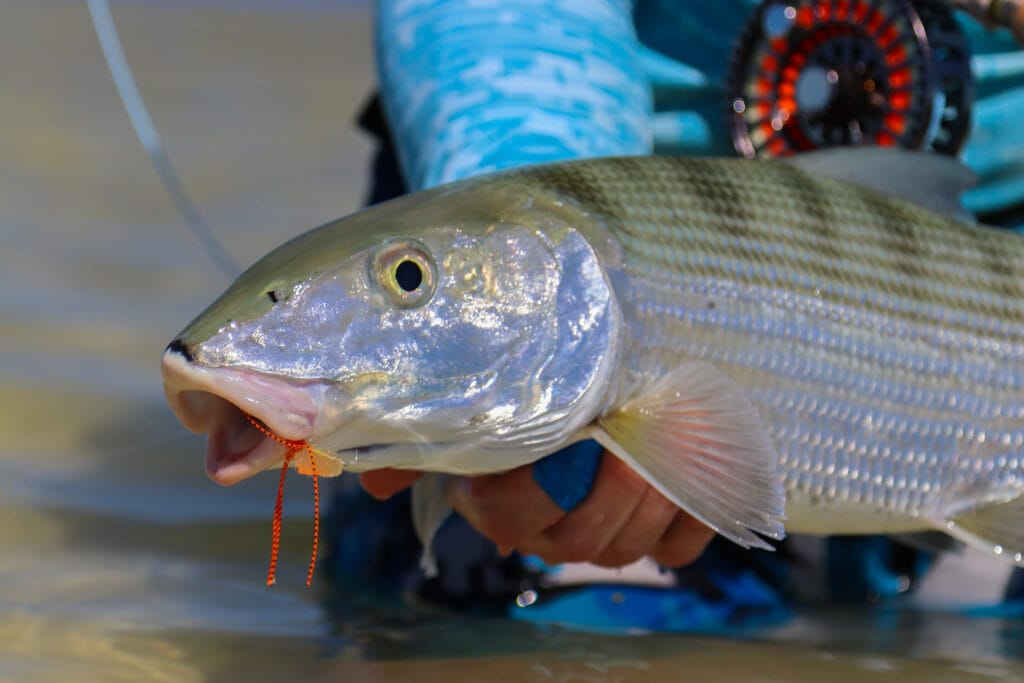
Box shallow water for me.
[2,1,1023,681]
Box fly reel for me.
[727,0,973,157]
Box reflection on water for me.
[1,1,1023,681]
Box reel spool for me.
[727,0,973,158]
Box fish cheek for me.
[440,231,561,368]
[333,230,563,421]
[442,231,559,325]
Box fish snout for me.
[165,337,195,363]
[160,345,333,485]
[160,349,318,440]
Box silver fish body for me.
[162,149,1024,565]
[542,156,1024,547]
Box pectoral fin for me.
[411,473,453,577]
[592,362,786,550]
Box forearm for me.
[375,0,653,191]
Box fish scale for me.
[517,155,1024,538]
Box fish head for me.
[162,181,621,485]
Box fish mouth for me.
[161,345,324,486]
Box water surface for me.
[1,2,1022,681]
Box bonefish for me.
[162,148,1024,572]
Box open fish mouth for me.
[161,343,328,485]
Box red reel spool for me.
[727,0,973,158]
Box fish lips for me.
[161,348,322,486]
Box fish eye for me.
[394,259,423,292]
[372,239,437,308]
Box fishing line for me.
[94,429,198,459]
[244,413,324,587]
[86,0,240,281]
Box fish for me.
[162,148,1024,573]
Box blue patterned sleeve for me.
[374,0,653,192]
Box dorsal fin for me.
[781,147,977,222]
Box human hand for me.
[358,451,714,568]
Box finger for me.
[518,454,648,565]
[649,511,716,567]
[449,464,565,549]
[590,484,680,568]
[359,469,423,500]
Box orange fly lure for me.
[244,413,320,587]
